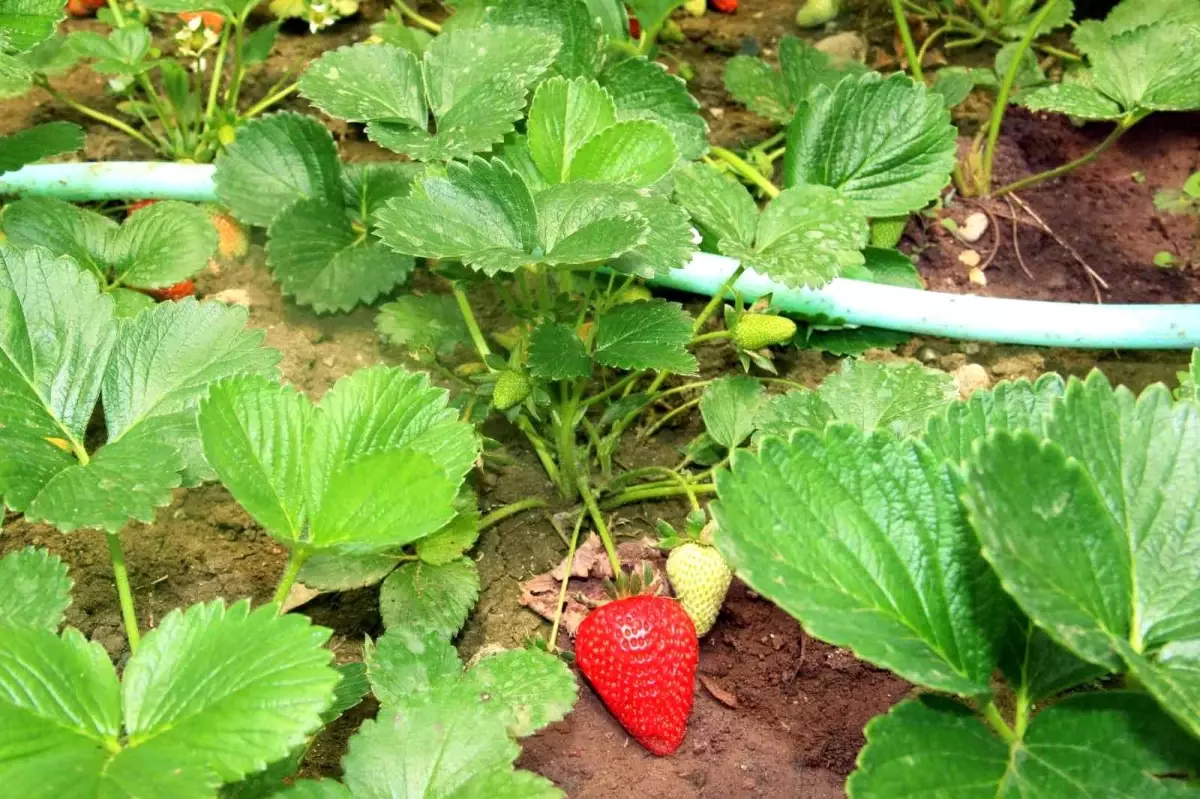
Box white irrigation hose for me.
[4,162,1199,349]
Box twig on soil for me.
[1008,193,1108,303]
[1003,196,1036,280]
[976,204,1003,272]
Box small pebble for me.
[952,363,990,399]
[968,267,987,286]
[958,212,989,243]
[958,249,982,267]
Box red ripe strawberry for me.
[711,0,737,12]
[180,10,224,32]
[128,199,159,215]
[65,0,104,16]
[141,279,196,301]
[575,595,698,755]
[627,7,641,38]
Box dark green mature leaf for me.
[527,75,616,184]
[1103,0,1200,32]
[0,122,83,174]
[0,0,64,53]
[593,299,696,373]
[376,293,472,357]
[379,559,480,638]
[816,358,956,437]
[599,56,707,161]
[849,692,1200,798]
[999,614,1106,704]
[714,426,1008,695]
[109,200,217,288]
[839,246,923,289]
[528,321,592,381]
[923,373,1065,465]
[798,326,911,357]
[932,67,976,108]
[0,600,338,797]
[215,113,343,228]
[298,552,396,592]
[269,781,352,799]
[0,547,71,631]
[484,0,599,78]
[2,197,118,277]
[700,375,765,449]
[785,73,958,217]
[324,662,370,724]
[673,161,758,249]
[298,43,426,129]
[266,199,414,312]
[1119,639,1200,740]
[724,37,854,124]
[719,184,869,289]
[752,390,833,441]
[241,19,278,65]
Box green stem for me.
[750,130,785,154]
[981,0,1060,192]
[479,498,551,531]
[453,284,492,361]
[517,415,562,489]
[240,82,299,120]
[104,0,127,27]
[692,265,744,334]
[554,388,581,499]
[963,0,995,28]
[889,0,924,81]
[37,80,161,154]
[639,397,701,441]
[105,530,141,652]
[547,511,586,652]
[395,0,442,32]
[601,483,717,510]
[204,25,231,126]
[608,467,700,511]
[1014,690,1032,738]
[581,371,641,409]
[578,478,622,576]
[691,330,732,346]
[992,119,1135,197]
[916,24,949,70]
[226,21,246,111]
[1035,41,1081,62]
[272,548,311,608]
[981,701,1017,744]
[710,146,780,198]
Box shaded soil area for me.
[2,0,1199,795]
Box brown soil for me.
[2,0,1199,796]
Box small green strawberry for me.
[667,542,732,637]
[615,284,653,304]
[870,215,908,248]
[493,369,531,410]
[732,314,797,350]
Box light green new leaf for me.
[719,184,869,289]
[599,56,707,161]
[0,547,71,631]
[714,426,1008,695]
[922,373,1065,465]
[1103,0,1200,32]
[379,559,480,638]
[377,157,537,276]
[341,163,421,222]
[700,375,765,450]
[0,246,115,512]
[415,502,480,565]
[673,161,758,250]
[214,113,343,228]
[463,648,578,737]
[528,321,592,381]
[534,182,648,265]
[67,24,151,75]
[108,288,155,319]
[484,0,598,78]
[366,628,463,706]
[0,122,83,174]
[593,299,696,373]
[753,389,834,441]
[1077,19,1200,113]
[376,293,472,357]
[849,692,1200,798]
[0,0,64,52]
[266,198,414,312]
[625,0,683,34]
[785,73,958,217]
[567,119,676,188]
[527,76,616,184]
[109,200,217,288]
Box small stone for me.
[952,363,990,399]
[796,0,840,28]
[815,31,866,65]
[963,342,982,355]
[209,288,251,307]
[968,267,987,286]
[708,106,725,118]
[917,346,939,363]
[958,212,989,243]
[958,249,982,267]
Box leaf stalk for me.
[105,530,141,652]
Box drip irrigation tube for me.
[4,161,1199,349]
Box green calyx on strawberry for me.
[492,369,531,410]
[659,510,732,637]
[575,565,698,756]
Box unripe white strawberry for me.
[666,542,732,637]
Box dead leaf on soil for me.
[520,534,666,639]
[281,582,322,613]
[699,674,739,708]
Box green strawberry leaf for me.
[527,75,617,185]
[0,121,83,174]
[324,662,370,724]
[608,191,697,278]
[849,692,1200,798]
[2,197,119,278]
[0,600,338,797]
[625,0,683,34]
[798,326,911,357]
[1118,639,1200,741]
[999,0,1074,37]
[108,287,156,319]
[379,558,480,638]
[932,67,976,108]
[785,72,958,217]
[534,181,648,265]
[241,19,279,65]
[999,613,1106,704]
[108,200,217,289]
[714,426,1009,696]
[67,24,151,75]
[297,43,427,130]
[528,321,592,381]
[416,500,480,565]
[376,293,472,357]
[298,551,397,591]
[922,373,1065,465]
[583,0,626,39]
[1018,81,1125,119]
[365,627,463,705]
[718,184,869,289]
[0,546,71,631]
[1102,0,1200,32]
[0,0,65,53]
[215,113,343,228]
[1076,19,1200,113]
[269,781,352,799]
[839,246,923,289]
[0,51,32,98]
[593,299,697,373]
[599,56,707,161]
[566,119,676,187]
[673,161,758,249]
[340,162,421,222]
[483,0,598,78]
[724,55,791,123]
[266,198,414,312]
[700,375,766,450]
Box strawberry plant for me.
[713,363,1200,794]
[0,121,84,173]
[0,242,279,648]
